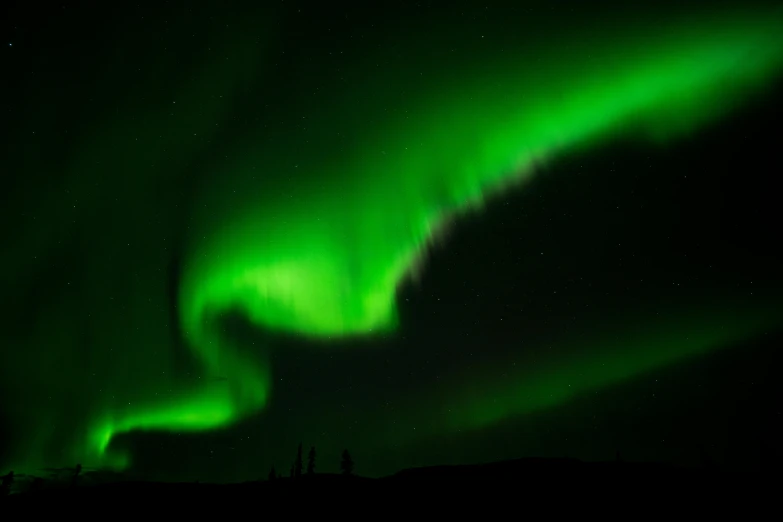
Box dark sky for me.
[1,1,782,482]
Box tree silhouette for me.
[700,445,716,472]
[1,470,13,497]
[758,437,775,472]
[268,466,277,481]
[340,450,354,476]
[71,463,82,488]
[307,446,316,476]
[29,477,44,494]
[295,443,303,479]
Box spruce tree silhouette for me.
[71,464,82,488]
[307,446,316,476]
[295,443,303,479]
[700,445,716,472]
[1,470,13,497]
[340,450,354,476]
[29,477,43,495]
[268,466,277,481]
[758,438,775,472]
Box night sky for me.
[1,1,782,482]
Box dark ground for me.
[2,457,779,508]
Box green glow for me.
[88,381,263,469]
[161,9,783,468]
[184,11,783,340]
[8,8,781,472]
[320,306,775,452]
[446,311,772,431]
[100,9,783,467]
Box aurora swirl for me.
[1,3,782,477]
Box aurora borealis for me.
[2,1,782,481]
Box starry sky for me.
[1,0,782,482]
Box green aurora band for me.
[10,7,783,472]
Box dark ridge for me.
[3,457,778,507]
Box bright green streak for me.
[93,11,783,468]
[185,13,783,335]
[88,383,261,470]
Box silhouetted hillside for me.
[2,456,776,506]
